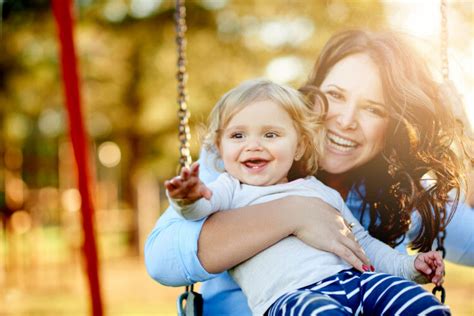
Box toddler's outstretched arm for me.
[166,163,237,221]
[165,162,212,204]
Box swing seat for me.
[177,287,203,316]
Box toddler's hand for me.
[414,251,444,286]
[165,162,212,203]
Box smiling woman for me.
[318,53,389,177]
[301,29,471,252]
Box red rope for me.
[52,1,103,315]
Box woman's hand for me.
[285,196,371,272]
[414,251,445,286]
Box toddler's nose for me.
[245,138,263,151]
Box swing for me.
[172,0,461,313]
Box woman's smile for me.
[326,131,359,153]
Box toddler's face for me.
[218,100,301,186]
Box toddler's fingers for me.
[164,180,174,190]
[170,177,183,188]
[164,181,174,194]
[190,162,200,177]
[415,255,432,275]
[181,167,191,181]
[434,261,444,277]
[181,176,199,192]
[201,186,213,200]
[165,180,182,198]
[436,276,445,286]
[432,271,444,286]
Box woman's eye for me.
[264,132,279,138]
[365,105,387,117]
[326,90,343,100]
[230,132,244,139]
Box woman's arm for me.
[440,200,474,265]
[198,195,370,274]
[144,206,216,286]
[144,195,370,285]
[406,198,474,266]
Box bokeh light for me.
[10,210,32,235]
[6,177,27,209]
[61,188,82,213]
[129,0,162,19]
[259,18,314,49]
[98,141,122,168]
[38,108,64,137]
[103,0,128,22]
[4,113,31,142]
[265,56,306,84]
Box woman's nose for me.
[335,105,358,130]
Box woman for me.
[145,30,474,315]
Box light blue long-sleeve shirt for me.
[144,149,474,316]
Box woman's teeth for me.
[327,133,357,152]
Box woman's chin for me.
[319,162,354,175]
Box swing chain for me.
[175,0,192,169]
[435,229,447,259]
[431,0,449,305]
[432,229,447,303]
[175,1,203,314]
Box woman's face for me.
[319,53,390,175]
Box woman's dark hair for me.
[301,29,470,251]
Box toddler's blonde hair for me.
[203,78,326,176]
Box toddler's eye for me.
[265,132,279,138]
[230,132,244,139]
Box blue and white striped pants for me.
[267,269,450,315]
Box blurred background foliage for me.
[1,0,385,190]
[0,0,472,315]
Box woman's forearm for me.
[198,197,294,273]
[197,195,370,273]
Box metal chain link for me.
[432,0,448,304]
[175,0,193,295]
[175,0,192,169]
